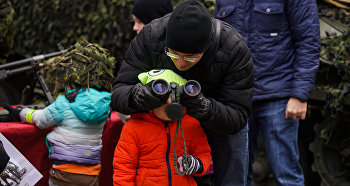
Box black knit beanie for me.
[166,0,212,54]
[132,0,173,25]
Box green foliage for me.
[11,0,135,65]
[313,33,350,112]
[11,0,215,66]
[0,1,15,64]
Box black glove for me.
[181,93,211,120]
[132,82,164,112]
[177,155,203,175]
[0,104,21,122]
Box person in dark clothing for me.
[117,0,173,123]
[111,0,254,185]
[131,0,173,34]
[214,0,320,185]
[0,140,10,173]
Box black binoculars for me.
[151,79,201,121]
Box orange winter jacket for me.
[113,112,211,186]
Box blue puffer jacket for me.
[215,0,320,101]
[32,88,111,165]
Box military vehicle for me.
[307,1,350,185]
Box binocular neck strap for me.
[173,120,191,176]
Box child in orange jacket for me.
[113,69,211,186]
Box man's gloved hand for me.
[177,155,203,175]
[181,93,211,120]
[132,82,164,112]
[0,104,21,122]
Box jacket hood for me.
[69,88,111,124]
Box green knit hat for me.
[138,69,187,86]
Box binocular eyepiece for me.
[151,79,201,121]
[151,79,201,99]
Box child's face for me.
[132,14,145,34]
[153,94,172,121]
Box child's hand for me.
[19,108,36,124]
[177,155,203,175]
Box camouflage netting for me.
[42,40,115,95]
[313,32,350,111]
[310,1,350,112]
[318,1,350,28]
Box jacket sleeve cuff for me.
[194,158,204,174]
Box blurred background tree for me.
[9,0,215,68]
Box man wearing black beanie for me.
[131,0,173,34]
[117,0,173,123]
[112,0,254,185]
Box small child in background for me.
[2,40,115,186]
[113,69,211,186]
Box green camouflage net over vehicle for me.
[312,32,350,111]
[42,40,115,95]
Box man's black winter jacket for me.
[111,14,254,135]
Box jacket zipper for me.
[164,121,172,186]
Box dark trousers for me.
[196,124,249,186]
[247,99,304,186]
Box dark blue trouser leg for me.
[205,124,249,186]
[247,99,304,186]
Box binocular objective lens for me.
[185,84,199,95]
[154,83,168,94]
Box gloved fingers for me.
[134,84,163,111]
[135,93,163,111]
[177,156,184,173]
[180,96,205,107]
[19,108,31,123]
[183,156,195,175]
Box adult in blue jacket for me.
[215,0,320,185]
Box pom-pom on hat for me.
[166,0,212,54]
